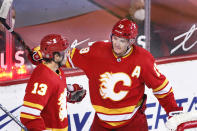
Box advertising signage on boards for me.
[1,0,197,85]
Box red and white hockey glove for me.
[166,111,197,131]
[67,84,86,103]
[177,120,197,131]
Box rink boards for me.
[0,60,197,131]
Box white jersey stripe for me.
[97,106,140,122]
[153,83,172,95]
[21,106,41,116]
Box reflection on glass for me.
[0,6,33,85]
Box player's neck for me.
[45,62,59,73]
[116,45,133,57]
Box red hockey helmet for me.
[112,18,138,39]
[40,34,69,59]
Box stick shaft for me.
[0,104,28,131]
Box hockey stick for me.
[0,104,28,131]
[0,0,33,55]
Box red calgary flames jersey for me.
[66,41,175,128]
[20,64,68,131]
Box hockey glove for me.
[177,120,197,131]
[67,84,86,103]
[28,46,43,65]
[166,111,197,131]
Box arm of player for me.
[20,80,50,130]
[149,68,183,115]
[146,63,185,130]
[141,53,183,115]
[28,45,72,67]
[142,57,185,130]
[67,84,86,103]
[27,46,43,65]
[157,92,183,115]
[20,97,47,131]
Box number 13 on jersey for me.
[32,82,48,96]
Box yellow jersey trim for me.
[105,121,128,127]
[33,46,40,51]
[93,105,135,114]
[46,126,68,131]
[65,61,71,68]
[65,48,76,68]
[153,79,168,92]
[20,113,41,119]
[23,101,43,110]
[112,46,133,59]
[70,48,76,59]
[37,50,42,58]
[93,99,142,114]
[155,88,173,98]
[122,46,133,58]
[22,126,68,131]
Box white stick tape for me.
[0,0,13,19]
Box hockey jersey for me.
[20,64,68,131]
[66,41,180,128]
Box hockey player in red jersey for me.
[20,34,70,131]
[65,18,183,131]
[28,19,183,130]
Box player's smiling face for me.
[112,35,130,57]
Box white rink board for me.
[0,60,197,131]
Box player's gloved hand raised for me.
[67,84,86,103]
[28,46,43,65]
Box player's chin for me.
[113,49,123,55]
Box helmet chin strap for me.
[121,38,135,57]
[122,46,132,57]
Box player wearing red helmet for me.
[65,18,182,131]
[112,18,138,39]
[111,18,138,58]
[40,34,68,58]
[20,34,70,131]
[28,19,182,130]
[28,34,69,66]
